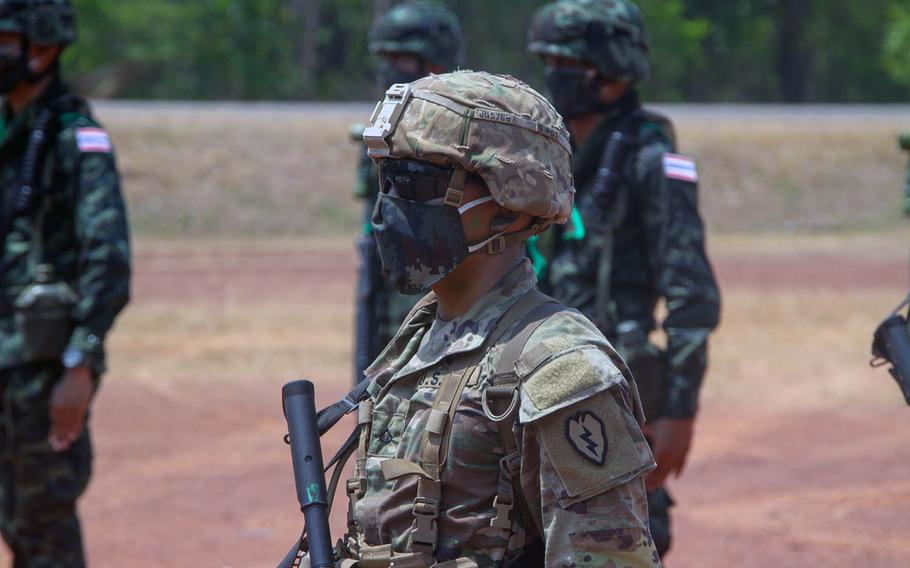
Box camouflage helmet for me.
[368,0,463,70]
[363,71,574,225]
[528,0,650,84]
[0,0,76,45]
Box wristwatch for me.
[62,346,93,370]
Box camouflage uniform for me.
[331,71,661,567]
[528,0,721,557]
[0,1,131,565]
[898,133,910,215]
[353,1,462,384]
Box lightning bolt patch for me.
[566,411,608,466]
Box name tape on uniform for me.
[663,153,698,183]
[76,128,112,154]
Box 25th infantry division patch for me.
[565,410,608,466]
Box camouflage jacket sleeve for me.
[521,383,661,567]
[634,132,721,419]
[58,116,131,370]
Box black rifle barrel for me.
[282,380,334,568]
[354,234,376,385]
[880,316,910,405]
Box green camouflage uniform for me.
[898,133,910,215]
[528,0,721,558]
[0,3,131,565]
[353,1,462,384]
[332,71,661,567]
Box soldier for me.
[897,133,910,215]
[353,0,463,384]
[311,70,662,567]
[0,1,131,565]
[527,0,721,558]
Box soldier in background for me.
[897,133,910,215]
[352,0,462,383]
[527,0,721,558]
[0,1,131,565]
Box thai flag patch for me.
[663,153,698,183]
[76,128,112,153]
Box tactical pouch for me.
[623,343,667,423]
[14,264,77,362]
[615,321,667,422]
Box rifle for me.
[586,109,642,334]
[277,379,371,568]
[354,232,377,385]
[0,94,79,317]
[871,295,910,405]
[278,380,335,568]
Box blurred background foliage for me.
[66,0,910,102]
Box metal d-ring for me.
[482,386,519,422]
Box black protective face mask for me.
[371,192,469,295]
[375,59,425,91]
[544,65,606,120]
[370,160,502,295]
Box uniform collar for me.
[365,259,538,384]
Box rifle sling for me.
[589,110,642,333]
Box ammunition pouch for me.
[618,342,667,423]
[14,279,76,363]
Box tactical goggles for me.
[378,159,457,203]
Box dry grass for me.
[98,103,365,238]
[93,102,910,238]
[666,106,910,231]
[107,302,353,389]
[705,288,903,410]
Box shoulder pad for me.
[516,309,631,423]
[639,107,676,152]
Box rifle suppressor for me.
[282,380,334,568]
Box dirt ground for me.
[3,230,909,567]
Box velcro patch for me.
[76,128,112,153]
[663,153,698,182]
[537,388,655,507]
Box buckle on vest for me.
[347,477,367,498]
[490,495,514,530]
[411,497,439,550]
[486,235,507,255]
[499,451,521,479]
[443,187,464,207]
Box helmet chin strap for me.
[444,167,541,256]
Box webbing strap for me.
[493,300,562,381]
[316,378,371,436]
[485,299,562,548]
[409,289,553,555]
[411,89,572,155]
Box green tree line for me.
[66,0,910,102]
